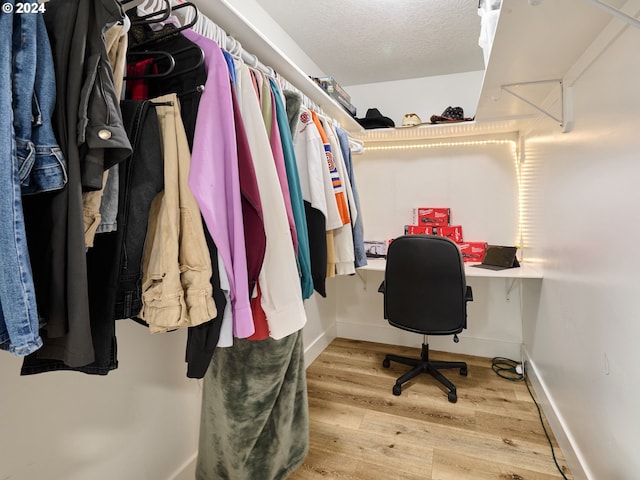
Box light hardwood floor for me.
[289,338,573,480]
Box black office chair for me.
[380,235,473,403]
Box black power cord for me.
[491,357,570,480]
[491,356,524,381]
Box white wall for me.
[347,70,484,126]
[335,137,526,359]
[519,22,640,480]
[0,322,201,480]
[351,138,519,244]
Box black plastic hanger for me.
[125,2,204,80]
[165,43,205,78]
[129,2,200,50]
[124,51,176,80]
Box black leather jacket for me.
[75,0,132,191]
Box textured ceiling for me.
[254,0,485,86]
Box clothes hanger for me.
[123,51,176,79]
[172,0,204,37]
[226,36,242,60]
[129,2,200,50]
[209,18,223,45]
[127,0,204,79]
[135,0,165,16]
[348,137,365,155]
[246,52,260,69]
[165,43,205,78]
[264,65,277,81]
[131,0,172,25]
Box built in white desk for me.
[359,257,543,279]
[357,257,543,301]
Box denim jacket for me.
[0,1,42,357]
[13,12,67,195]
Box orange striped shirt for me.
[311,111,350,225]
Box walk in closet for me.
[2,0,640,479]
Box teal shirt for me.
[269,79,314,299]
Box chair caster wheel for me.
[382,358,390,368]
[392,385,402,396]
[448,392,457,403]
[460,366,468,376]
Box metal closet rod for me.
[583,0,640,29]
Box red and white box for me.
[404,224,434,235]
[412,207,450,226]
[404,224,463,243]
[458,242,487,263]
[436,225,463,243]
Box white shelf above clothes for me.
[353,0,632,144]
[191,0,363,133]
[475,0,636,131]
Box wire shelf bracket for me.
[500,79,569,130]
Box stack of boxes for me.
[405,207,487,262]
[310,76,357,118]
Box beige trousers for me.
[139,94,216,333]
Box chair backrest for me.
[384,235,468,335]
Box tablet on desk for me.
[470,245,520,270]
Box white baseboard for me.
[168,452,197,480]
[303,325,337,368]
[522,348,589,480]
[337,321,521,360]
